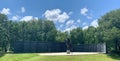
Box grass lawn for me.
[0,53,120,61]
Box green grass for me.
[0,53,120,61]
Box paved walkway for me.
[39,52,100,56]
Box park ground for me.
[0,53,120,61]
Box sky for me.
[0,0,120,32]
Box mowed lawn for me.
[0,53,120,61]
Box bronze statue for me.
[65,38,71,54]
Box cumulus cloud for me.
[90,19,98,28]
[60,24,64,28]
[80,7,92,19]
[77,19,81,23]
[44,9,60,21]
[87,16,92,19]
[82,26,88,30]
[64,25,77,32]
[68,11,73,15]
[80,8,88,15]
[82,22,87,26]
[57,12,69,23]
[63,19,79,32]
[43,9,69,23]
[20,16,38,21]
[0,8,10,15]
[21,7,25,13]
[66,20,74,26]
[12,15,20,20]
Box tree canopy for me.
[0,9,120,53]
[98,9,120,52]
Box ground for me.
[0,53,120,61]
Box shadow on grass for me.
[0,52,5,58]
[107,53,120,60]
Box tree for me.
[42,20,57,42]
[98,9,120,52]
[83,26,99,44]
[55,31,67,42]
[70,28,84,44]
[0,13,8,52]
[0,13,58,52]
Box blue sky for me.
[0,0,120,31]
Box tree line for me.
[0,9,120,53]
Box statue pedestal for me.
[66,50,70,54]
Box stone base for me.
[66,50,70,54]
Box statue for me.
[65,38,71,54]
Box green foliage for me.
[99,9,120,29]
[55,31,67,42]
[83,26,99,44]
[98,9,120,52]
[70,28,84,44]
[42,20,57,42]
[0,14,57,52]
[1,9,120,53]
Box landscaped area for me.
[0,0,120,61]
[0,53,120,61]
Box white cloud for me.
[82,26,88,30]
[87,16,92,19]
[60,24,64,28]
[20,16,38,21]
[57,12,69,23]
[77,19,81,23]
[43,9,69,23]
[0,8,10,15]
[21,7,25,13]
[34,17,38,20]
[66,20,74,26]
[21,16,33,21]
[90,19,98,28]
[68,11,73,15]
[12,15,20,20]
[80,8,88,15]
[82,22,87,26]
[80,8,93,19]
[64,20,78,32]
[64,25,77,32]
[43,9,61,21]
